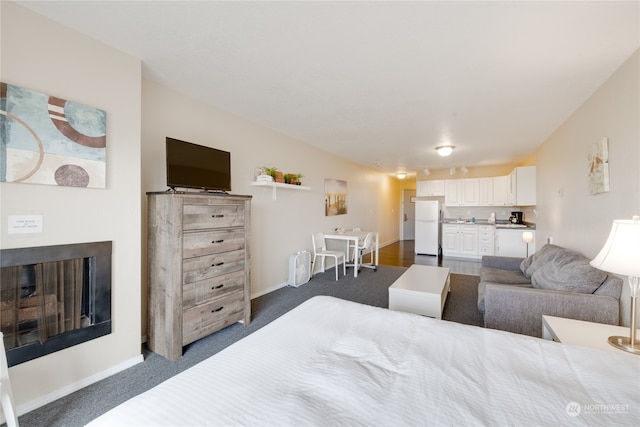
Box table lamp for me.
[522,231,534,257]
[590,216,640,355]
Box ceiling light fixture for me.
[396,172,407,180]
[423,168,430,176]
[436,145,455,157]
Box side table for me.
[542,315,639,355]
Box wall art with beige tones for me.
[0,82,107,188]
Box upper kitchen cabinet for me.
[445,179,479,206]
[513,166,536,206]
[478,177,493,206]
[416,180,445,197]
[438,167,535,207]
[492,175,511,206]
[493,166,536,206]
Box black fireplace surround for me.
[0,241,111,366]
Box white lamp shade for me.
[590,217,640,277]
[522,231,534,243]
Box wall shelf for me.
[250,181,310,200]
[251,181,310,191]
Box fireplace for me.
[0,241,111,366]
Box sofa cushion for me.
[526,246,608,294]
[477,281,532,313]
[481,267,532,285]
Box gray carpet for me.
[15,265,483,427]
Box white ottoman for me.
[388,264,451,319]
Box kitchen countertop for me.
[443,219,536,229]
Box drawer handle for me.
[211,306,224,313]
[211,262,225,267]
[211,214,225,218]
[211,284,224,290]
[211,239,225,244]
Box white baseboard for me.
[251,281,288,299]
[14,354,144,418]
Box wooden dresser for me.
[147,192,251,360]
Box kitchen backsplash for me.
[444,205,537,223]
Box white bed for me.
[88,296,639,426]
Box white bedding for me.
[88,296,639,426]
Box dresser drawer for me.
[183,229,245,259]
[182,250,246,284]
[182,290,245,345]
[182,270,245,309]
[183,204,244,230]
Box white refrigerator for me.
[415,200,441,255]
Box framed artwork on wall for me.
[588,137,610,195]
[325,178,347,216]
[0,82,107,188]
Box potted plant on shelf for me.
[263,167,278,181]
[294,173,304,185]
[284,173,293,184]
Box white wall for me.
[535,49,640,326]
[1,2,143,411]
[141,80,402,324]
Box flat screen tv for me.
[166,137,231,192]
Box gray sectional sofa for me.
[478,244,622,337]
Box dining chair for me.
[350,232,377,272]
[311,233,346,280]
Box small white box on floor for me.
[388,265,450,319]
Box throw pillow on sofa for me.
[522,245,608,294]
[519,244,563,278]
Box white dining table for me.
[323,230,379,277]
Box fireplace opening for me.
[1,241,111,366]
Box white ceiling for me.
[16,1,640,177]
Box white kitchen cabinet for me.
[478,178,493,206]
[444,181,460,206]
[442,223,479,258]
[445,179,479,206]
[443,168,536,207]
[461,179,479,206]
[417,180,445,197]
[508,171,517,205]
[492,176,510,206]
[442,224,460,254]
[495,228,536,257]
[514,166,536,206]
[478,225,495,256]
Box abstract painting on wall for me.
[588,137,610,195]
[325,178,347,216]
[0,82,106,188]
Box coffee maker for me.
[509,211,524,224]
